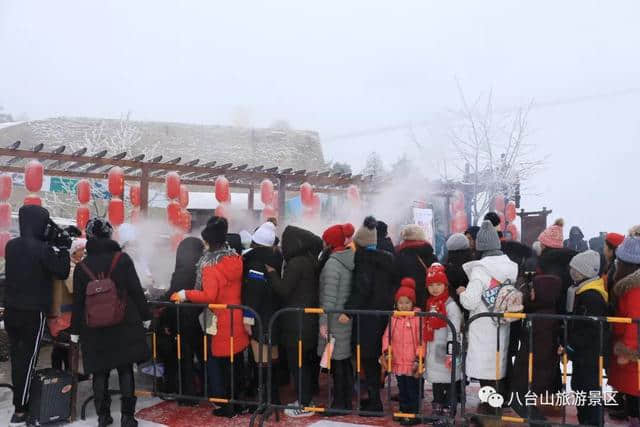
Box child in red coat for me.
[381,278,423,425]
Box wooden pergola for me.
[0,141,372,219]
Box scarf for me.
[194,244,236,291]
[424,289,449,342]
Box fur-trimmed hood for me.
[612,268,640,297]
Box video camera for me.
[44,219,81,250]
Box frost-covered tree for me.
[361,151,387,180]
[327,161,352,175]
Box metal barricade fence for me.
[461,311,640,427]
[255,307,460,427]
[131,301,266,415]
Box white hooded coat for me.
[425,297,463,384]
[460,254,518,380]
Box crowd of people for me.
[4,204,640,427]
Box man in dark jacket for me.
[241,222,283,406]
[394,224,435,309]
[345,216,395,415]
[266,225,322,417]
[376,220,395,254]
[564,226,588,253]
[71,218,151,427]
[5,205,70,426]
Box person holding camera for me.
[4,205,71,426]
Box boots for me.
[120,397,138,427]
[98,414,114,427]
[120,415,138,427]
[359,385,383,417]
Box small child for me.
[424,263,462,424]
[381,278,423,426]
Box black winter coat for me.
[71,238,151,374]
[5,206,70,312]
[347,247,395,356]
[162,237,204,335]
[512,275,562,395]
[267,226,322,348]
[242,245,283,342]
[567,283,609,372]
[537,247,577,313]
[393,242,435,310]
[377,237,395,255]
[445,249,473,313]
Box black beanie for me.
[201,216,228,246]
[484,212,501,227]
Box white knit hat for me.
[252,222,277,247]
[569,250,601,279]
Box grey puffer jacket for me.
[317,249,355,361]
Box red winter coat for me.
[609,268,640,396]
[186,254,249,357]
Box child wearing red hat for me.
[604,232,625,289]
[381,278,423,425]
[424,263,462,424]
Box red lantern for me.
[300,183,313,206]
[0,231,11,257]
[76,206,90,232]
[0,203,11,229]
[505,201,517,223]
[215,176,230,203]
[260,180,274,205]
[24,160,44,193]
[451,210,468,233]
[262,205,276,220]
[108,167,125,196]
[215,203,228,219]
[506,223,519,241]
[76,179,91,204]
[179,185,189,209]
[130,185,141,207]
[166,172,181,200]
[23,195,42,206]
[494,195,505,213]
[167,201,181,227]
[108,198,124,226]
[0,174,12,200]
[180,210,192,232]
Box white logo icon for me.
[478,386,504,408]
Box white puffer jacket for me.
[460,254,518,380]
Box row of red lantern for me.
[215,176,230,220]
[493,195,519,240]
[166,173,191,250]
[108,167,125,227]
[0,173,12,256]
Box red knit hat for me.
[538,218,564,249]
[606,232,625,248]
[427,263,449,285]
[395,277,416,304]
[322,223,355,250]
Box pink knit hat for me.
[538,219,564,249]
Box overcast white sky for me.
[1,1,639,238]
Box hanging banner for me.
[412,207,434,244]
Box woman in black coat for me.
[345,217,395,415]
[393,224,435,310]
[160,237,204,404]
[70,218,151,427]
[266,225,322,412]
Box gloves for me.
[143,320,151,329]
[70,334,79,344]
[170,290,187,303]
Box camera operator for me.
[4,205,71,426]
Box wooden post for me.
[140,165,150,216]
[278,176,286,222]
[248,186,254,211]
